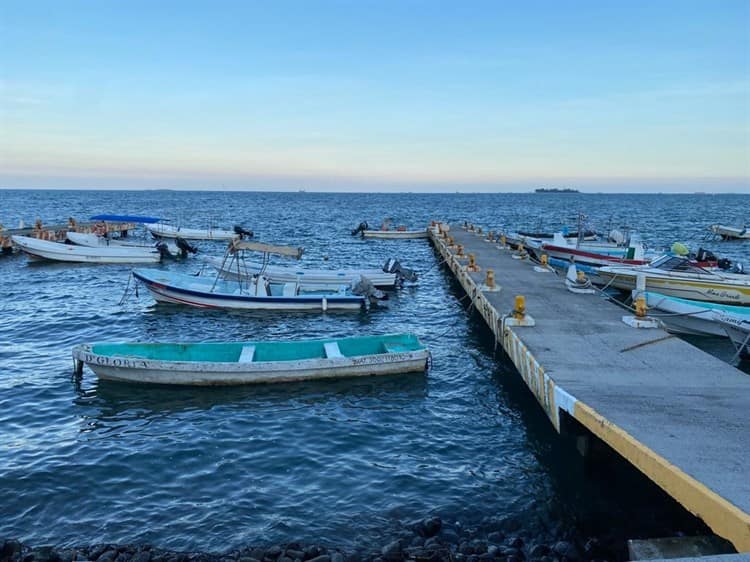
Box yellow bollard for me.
[467,253,481,272]
[457,244,465,257]
[500,234,507,247]
[448,236,455,247]
[577,270,587,283]
[635,295,647,318]
[487,230,494,241]
[540,254,548,266]
[484,269,495,289]
[513,295,526,320]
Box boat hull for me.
[362,230,428,239]
[715,314,750,358]
[597,268,750,305]
[205,256,398,288]
[132,269,365,311]
[72,336,429,385]
[146,224,239,241]
[710,224,750,241]
[12,235,161,264]
[644,292,750,337]
[539,244,649,268]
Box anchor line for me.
[118,272,134,306]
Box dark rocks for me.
[379,540,401,562]
[528,544,551,558]
[552,541,581,561]
[413,517,442,539]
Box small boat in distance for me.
[709,224,750,241]
[351,220,429,239]
[12,235,162,264]
[72,333,430,385]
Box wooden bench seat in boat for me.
[324,341,344,358]
[238,345,256,362]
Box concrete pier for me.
[430,224,750,554]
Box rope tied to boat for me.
[118,272,137,305]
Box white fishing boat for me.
[598,255,750,305]
[716,313,750,359]
[146,223,251,241]
[351,221,428,239]
[72,334,430,386]
[528,232,650,268]
[709,224,750,241]
[132,240,383,311]
[204,256,415,288]
[644,291,750,337]
[12,235,162,264]
[66,231,189,258]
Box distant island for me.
[535,188,580,193]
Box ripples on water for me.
[1,190,748,551]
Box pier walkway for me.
[430,224,750,554]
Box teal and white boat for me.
[72,334,430,386]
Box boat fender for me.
[671,242,689,256]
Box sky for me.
[1,0,749,193]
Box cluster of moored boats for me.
[5,214,433,386]
[500,221,750,361]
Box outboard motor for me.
[155,241,173,260]
[351,221,369,236]
[717,258,733,271]
[175,236,198,258]
[382,258,418,284]
[695,247,717,264]
[234,225,254,239]
[351,275,386,302]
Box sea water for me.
[1,190,748,552]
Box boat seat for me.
[383,343,409,353]
[324,342,344,359]
[238,345,256,362]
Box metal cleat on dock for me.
[622,274,661,328]
[465,253,481,272]
[533,254,554,273]
[479,269,501,292]
[511,243,528,260]
[565,263,596,294]
[504,295,536,327]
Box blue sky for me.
[1,0,748,192]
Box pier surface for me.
[430,224,750,553]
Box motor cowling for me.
[155,241,172,260]
[382,258,418,283]
[233,225,254,238]
[175,237,198,258]
[351,221,369,236]
[695,247,716,263]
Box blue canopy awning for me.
[89,214,162,224]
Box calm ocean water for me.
[1,190,748,553]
